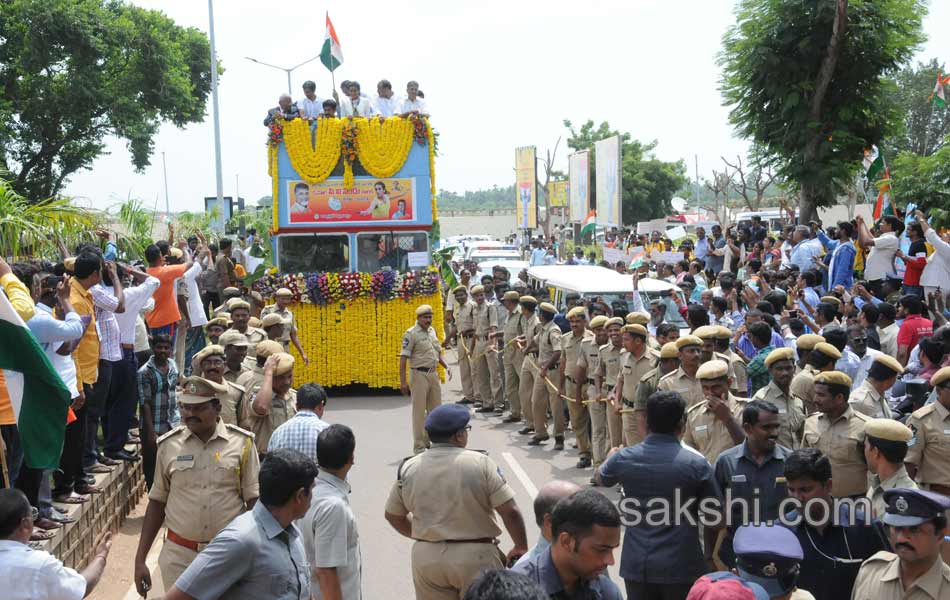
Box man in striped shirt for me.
[267,383,329,464]
[138,334,179,489]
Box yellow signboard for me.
[515,146,537,229]
[548,180,569,208]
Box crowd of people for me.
[264,78,430,125]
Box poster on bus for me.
[515,146,537,229]
[594,136,622,227]
[287,178,415,223]
[568,151,589,222]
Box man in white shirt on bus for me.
[372,79,402,118]
[399,80,430,118]
[297,81,323,120]
[339,81,377,118]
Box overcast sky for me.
[66,0,949,213]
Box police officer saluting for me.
[384,404,528,600]
[400,304,450,454]
[851,489,950,599]
[133,377,259,596]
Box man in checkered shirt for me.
[266,383,330,463]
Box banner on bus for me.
[287,178,416,224]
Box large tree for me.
[719,0,926,222]
[563,119,687,225]
[891,139,950,227]
[0,0,214,200]
[883,58,950,157]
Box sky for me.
[65,0,950,213]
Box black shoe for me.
[97,455,120,466]
[554,436,565,451]
[476,406,496,413]
[456,398,475,405]
[518,427,535,435]
[502,416,521,423]
[527,436,549,446]
[576,456,592,469]
[106,450,140,463]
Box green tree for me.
[719,0,926,222]
[0,0,214,200]
[883,58,950,157]
[891,139,950,227]
[563,119,687,223]
[437,185,515,211]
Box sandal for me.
[88,463,113,474]
[75,484,102,494]
[54,493,89,504]
[49,513,77,524]
[30,528,56,541]
[34,517,63,530]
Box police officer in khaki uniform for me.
[261,287,309,363]
[851,488,950,600]
[218,330,249,383]
[499,291,524,423]
[133,377,259,596]
[906,367,950,496]
[516,296,540,435]
[242,352,297,454]
[471,285,502,413]
[260,312,284,342]
[713,325,749,395]
[451,286,478,405]
[694,325,742,396]
[752,347,806,449]
[400,304,450,454]
[791,342,840,415]
[801,371,871,498]
[849,355,903,419]
[864,419,917,519]
[528,303,564,448]
[612,324,660,447]
[384,404,529,600]
[211,287,242,317]
[631,342,681,447]
[793,333,825,374]
[658,334,706,408]
[683,360,748,464]
[560,306,594,467]
[235,340,284,392]
[204,316,229,346]
[191,345,246,427]
[578,315,609,472]
[226,300,267,365]
[595,317,625,449]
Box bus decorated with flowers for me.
[254,115,443,388]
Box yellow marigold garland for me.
[354,117,414,178]
[283,118,344,183]
[426,118,438,221]
[268,144,279,233]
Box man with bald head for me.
[513,480,583,568]
[263,94,300,126]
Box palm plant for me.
[114,198,157,260]
[0,177,101,259]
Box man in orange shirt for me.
[144,243,193,341]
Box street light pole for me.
[245,55,322,96]
[208,0,225,233]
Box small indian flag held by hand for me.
[863,146,883,182]
[320,13,344,72]
[930,74,948,109]
[580,210,597,237]
[0,292,71,471]
[873,171,895,220]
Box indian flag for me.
[873,170,895,220]
[863,146,883,181]
[320,13,343,72]
[580,210,597,237]
[931,74,947,109]
[0,292,71,470]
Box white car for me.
[474,260,529,284]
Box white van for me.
[525,265,689,330]
[734,209,797,233]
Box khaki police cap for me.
[820,295,841,307]
[205,317,229,330]
[626,311,650,326]
[796,334,825,351]
[693,325,717,340]
[249,291,263,304]
[222,287,241,296]
[931,366,950,387]
[866,418,913,443]
[64,257,76,273]
[676,335,703,349]
[255,340,284,359]
[192,344,225,375]
[218,331,249,348]
[589,315,609,329]
[519,295,538,306]
[470,284,485,295]
[606,317,625,328]
[566,306,587,319]
[503,291,520,302]
[622,324,648,338]
[696,359,729,380]
[452,285,468,295]
[228,299,251,312]
[178,376,230,405]
[261,313,284,328]
[813,342,842,360]
[873,354,905,376]
[275,287,294,298]
[814,370,852,387]
[415,304,433,317]
[272,352,295,375]
[539,302,557,314]
[248,317,262,328]
[765,347,796,367]
[713,326,733,340]
[660,342,680,359]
